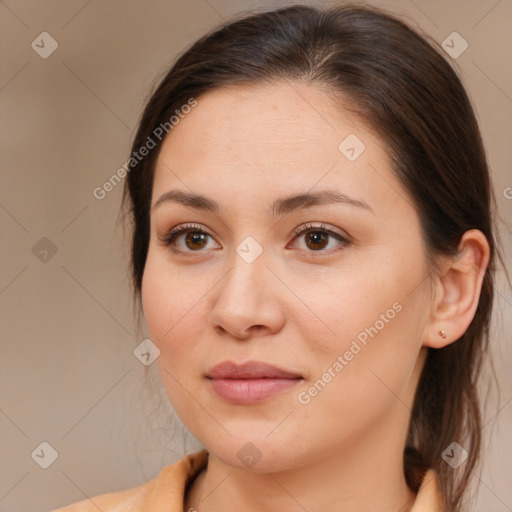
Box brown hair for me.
[120,4,504,510]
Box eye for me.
[289,222,351,254]
[158,223,219,255]
[158,222,351,256]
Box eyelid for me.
[291,222,348,239]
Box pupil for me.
[187,232,206,249]
[307,232,327,250]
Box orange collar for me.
[52,449,442,511]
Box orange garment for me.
[52,449,442,511]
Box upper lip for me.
[205,360,302,379]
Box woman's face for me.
[142,82,433,472]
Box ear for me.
[423,229,490,348]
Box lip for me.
[206,360,302,379]
[205,360,303,405]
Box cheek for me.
[141,257,206,418]
[295,298,422,450]
[141,254,201,360]
[141,258,168,344]
[306,266,414,356]
[300,252,428,407]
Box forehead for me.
[151,82,410,219]
[160,83,365,163]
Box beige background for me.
[1,0,511,510]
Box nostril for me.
[214,325,225,335]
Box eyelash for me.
[159,222,351,257]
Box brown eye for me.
[291,223,351,254]
[304,231,330,251]
[160,224,219,254]
[183,231,208,250]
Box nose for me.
[208,247,285,341]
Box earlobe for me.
[423,229,490,349]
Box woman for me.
[54,3,502,511]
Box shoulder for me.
[51,449,209,512]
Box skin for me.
[141,82,490,512]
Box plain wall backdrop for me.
[1,0,511,511]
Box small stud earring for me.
[438,330,447,339]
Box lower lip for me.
[208,377,302,404]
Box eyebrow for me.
[152,189,373,216]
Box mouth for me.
[205,360,303,405]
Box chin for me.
[201,435,308,474]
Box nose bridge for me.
[209,237,283,337]
[223,236,269,302]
